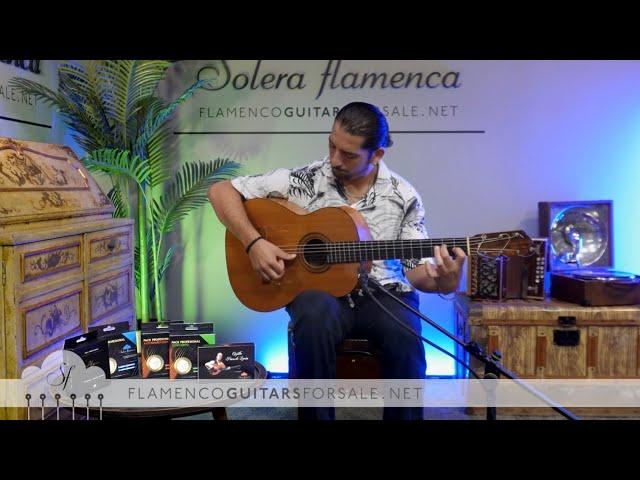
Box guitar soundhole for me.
[303,238,328,268]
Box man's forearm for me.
[207,180,261,247]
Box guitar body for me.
[225,198,372,312]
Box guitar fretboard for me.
[324,238,470,264]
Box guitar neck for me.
[326,238,470,264]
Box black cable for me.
[360,280,480,379]
[363,276,580,421]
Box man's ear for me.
[371,147,385,165]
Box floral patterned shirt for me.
[231,157,429,292]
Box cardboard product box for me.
[169,323,215,379]
[198,343,255,379]
[140,323,172,378]
[63,330,111,394]
[89,322,140,378]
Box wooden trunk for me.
[0,137,135,420]
[454,294,640,417]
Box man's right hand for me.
[247,238,296,282]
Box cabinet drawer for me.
[20,282,83,360]
[14,235,83,300]
[85,226,132,275]
[87,266,134,328]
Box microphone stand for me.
[357,270,579,421]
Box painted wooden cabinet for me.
[0,137,135,419]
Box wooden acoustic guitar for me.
[225,198,533,312]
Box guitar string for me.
[267,236,512,248]
[274,240,524,253]
[278,248,522,254]
[278,250,524,261]
[277,247,522,255]
[268,235,522,251]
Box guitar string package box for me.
[169,323,215,379]
[89,321,140,378]
[63,330,111,391]
[63,330,110,376]
[198,343,255,379]
[141,322,172,378]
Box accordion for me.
[468,238,547,300]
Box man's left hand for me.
[424,244,467,294]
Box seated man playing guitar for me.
[205,352,226,376]
[208,102,466,420]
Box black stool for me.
[287,322,381,379]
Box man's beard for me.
[332,163,375,182]
[331,167,350,179]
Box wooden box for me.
[454,294,640,417]
[0,137,135,420]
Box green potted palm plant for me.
[10,60,240,323]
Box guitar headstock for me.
[468,230,533,257]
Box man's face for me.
[328,121,381,181]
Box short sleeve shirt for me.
[231,157,429,292]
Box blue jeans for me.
[286,288,426,420]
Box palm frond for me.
[158,246,176,282]
[131,97,172,187]
[107,183,130,219]
[82,148,150,187]
[91,61,119,122]
[133,80,206,158]
[96,61,121,126]
[58,62,96,100]
[58,61,114,141]
[70,133,94,155]
[146,124,172,188]
[62,113,110,152]
[54,66,112,145]
[99,60,171,148]
[99,60,137,147]
[7,77,67,109]
[152,159,240,235]
[128,60,172,113]
[9,76,111,153]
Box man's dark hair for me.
[335,102,393,151]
